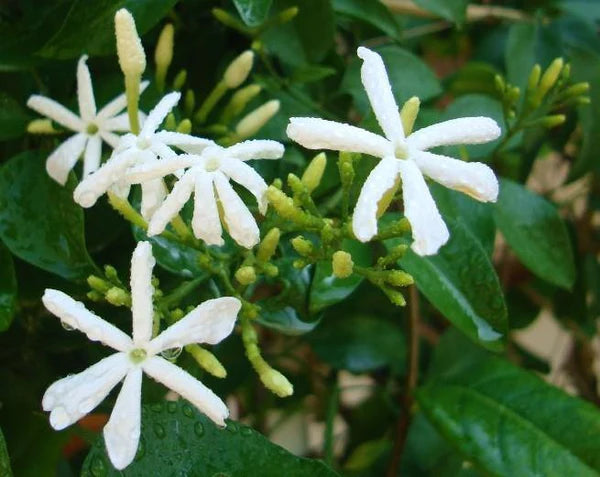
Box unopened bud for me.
[164,112,176,131]
[154,23,174,92]
[291,236,313,256]
[223,51,254,89]
[170,308,185,321]
[332,251,353,279]
[539,114,566,128]
[106,287,131,307]
[399,96,420,136]
[494,74,505,93]
[338,152,355,189]
[377,176,401,218]
[186,345,227,378]
[301,152,327,193]
[115,9,146,77]
[87,290,103,302]
[507,86,520,103]
[561,63,571,81]
[527,64,541,92]
[27,119,57,134]
[235,266,257,285]
[538,58,564,99]
[235,100,280,139]
[104,265,119,282]
[173,69,187,90]
[293,259,307,269]
[222,84,262,121]
[184,90,196,116]
[386,270,414,287]
[176,118,192,134]
[257,228,281,262]
[267,187,296,219]
[87,275,111,293]
[212,8,247,31]
[260,368,294,398]
[274,6,299,25]
[384,288,406,307]
[563,82,590,98]
[261,263,279,277]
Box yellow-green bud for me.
[222,84,262,121]
[27,119,58,134]
[223,50,254,89]
[576,96,591,105]
[561,63,571,81]
[384,288,406,307]
[274,6,299,25]
[377,175,401,218]
[87,290,103,302]
[291,236,313,256]
[293,259,307,269]
[186,345,227,378]
[257,227,281,262]
[539,114,566,128]
[212,8,246,31]
[235,100,280,139]
[507,86,520,103]
[235,266,257,285]
[266,187,296,219]
[164,112,177,131]
[261,263,279,277]
[114,9,146,77]
[332,251,353,279]
[106,287,131,307]
[538,58,564,99]
[527,64,541,92]
[173,69,187,90]
[184,89,196,116]
[494,74,506,93]
[154,23,174,92]
[260,368,294,398]
[104,265,119,281]
[87,275,111,293]
[338,152,355,189]
[400,96,420,136]
[272,178,283,189]
[563,82,590,98]
[176,118,192,134]
[301,152,327,193]
[386,270,414,287]
[170,308,185,321]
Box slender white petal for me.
[74,149,141,208]
[27,95,84,132]
[357,47,404,143]
[46,133,87,185]
[407,117,501,151]
[125,155,197,183]
[102,112,131,132]
[225,140,284,161]
[100,131,121,149]
[130,242,155,345]
[412,150,499,202]
[398,159,449,256]
[143,357,229,426]
[141,92,181,136]
[149,138,178,161]
[154,131,215,153]
[43,289,133,351]
[140,179,168,220]
[213,172,260,248]
[97,80,149,121]
[287,117,391,158]
[352,157,401,242]
[103,368,142,470]
[191,173,223,245]
[147,297,240,355]
[77,56,96,122]
[43,353,130,430]
[220,157,268,214]
[83,134,102,177]
[147,171,195,236]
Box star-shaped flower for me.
[287,47,501,256]
[124,140,284,248]
[42,241,240,470]
[73,91,214,219]
[27,55,149,185]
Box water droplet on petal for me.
[153,423,166,438]
[150,402,163,413]
[90,456,107,477]
[240,426,252,437]
[61,321,75,331]
[160,347,183,360]
[194,421,204,437]
[226,421,238,433]
[167,401,178,413]
[135,436,146,461]
[182,404,194,418]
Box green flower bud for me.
[27,119,58,134]
[115,9,146,77]
[87,290,103,302]
[539,114,566,128]
[87,275,111,293]
[563,82,590,98]
[274,6,299,25]
[170,308,185,322]
[301,152,327,193]
[235,266,257,285]
[176,118,192,134]
[527,64,541,92]
[212,8,248,32]
[184,89,196,117]
[291,236,313,256]
[261,263,279,277]
[383,288,406,307]
[223,51,254,89]
[257,227,281,262]
[106,287,131,307]
[186,345,227,378]
[164,112,177,131]
[332,251,353,279]
[507,86,520,103]
[293,259,308,269]
[235,100,280,139]
[260,368,294,398]
[538,58,564,99]
[154,23,174,92]
[104,265,119,282]
[386,270,414,287]
[222,84,262,122]
[400,96,420,136]
[172,69,187,90]
[377,175,401,218]
[338,152,355,189]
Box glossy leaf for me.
[0,243,17,332]
[413,0,468,24]
[493,179,575,289]
[0,152,96,280]
[82,400,338,476]
[418,330,600,477]
[0,427,12,477]
[0,92,30,141]
[233,0,273,27]
[332,0,401,40]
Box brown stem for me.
[387,285,420,477]
[382,0,530,22]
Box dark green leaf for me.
[341,45,441,118]
[0,427,12,477]
[291,64,337,84]
[308,313,405,373]
[418,330,600,477]
[413,0,468,24]
[0,152,96,280]
[310,239,372,314]
[0,243,17,332]
[493,178,575,289]
[448,63,502,98]
[386,216,507,351]
[82,400,338,476]
[39,0,179,59]
[333,0,402,40]
[233,0,273,27]
[0,92,30,141]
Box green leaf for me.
[0,92,30,141]
[233,0,273,27]
[82,400,338,476]
[39,0,179,59]
[341,45,441,118]
[332,0,402,40]
[0,152,96,280]
[418,330,600,477]
[386,216,507,351]
[413,0,468,24]
[493,178,575,289]
[309,239,372,314]
[0,243,17,332]
[308,312,405,373]
[0,428,12,477]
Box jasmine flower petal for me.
[83,134,102,177]
[192,173,223,246]
[220,157,269,214]
[46,133,88,185]
[407,117,501,150]
[147,170,196,236]
[77,55,97,122]
[27,95,84,132]
[130,242,155,345]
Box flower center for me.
[86,123,99,135]
[205,157,221,172]
[394,142,408,160]
[129,347,148,364]
[136,136,151,149]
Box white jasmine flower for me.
[73,91,213,219]
[124,140,284,248]
[42,241,240,470]
[287,47,501,256]
[27,55,149,185]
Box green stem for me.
[324,377,339,466]
[125,75,141,135]
[162,277,205,308]
[195,81,228,124]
